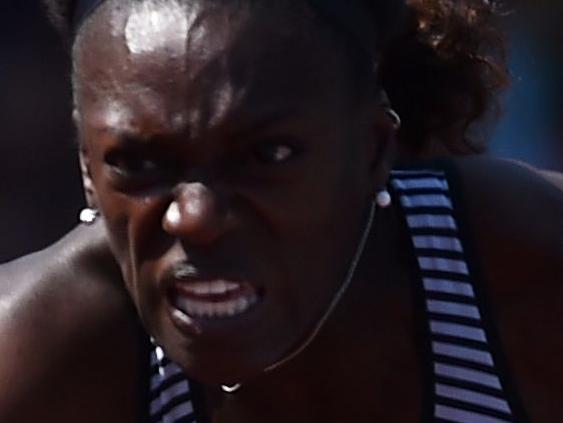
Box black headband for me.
[72,0,105,33]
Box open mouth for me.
[171,280,260,320]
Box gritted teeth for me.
[174,295,258,319]
[181,280,241,296]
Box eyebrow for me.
[96,107,306,147]
[228,108,301,139]
[97,128,153,147]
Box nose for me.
[162,182,233,245]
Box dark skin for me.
[0,223,140,421]
[77,0,392,386]
[1,1,563,421]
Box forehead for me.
[73,0,357,135]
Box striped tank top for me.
[146,167,528,423]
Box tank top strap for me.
[390,167,529,423]
[147,342,205,423]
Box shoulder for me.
[448,155,563,210]
[432,156,563,420]
[395,154,563,298]
[414,156,563,297]
[0,224,139,422]
[0,223,132,350]
[444,156,563,285]
[396,154,563,301]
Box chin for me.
[156,332,281,386]
[146,294,301,386]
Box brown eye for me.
[105,151,166,181]
[109,153,154,173]
[253,142,296,164]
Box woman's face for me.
[75,0,389,384]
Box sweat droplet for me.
[125,0,192,55]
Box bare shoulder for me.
[446,155,563,293]
[0,224,139,422]
[445,156,563,421]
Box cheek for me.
[256,179,369,352]
[87,166,131,265]
[85,147,171,272]
[99,193,175,333]
[272,151,369,250]
[283,189,367,286]
[261,156,370,298]
[93,177,172,287]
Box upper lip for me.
[159,261,256,293]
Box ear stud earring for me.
[376,190,392,208]
[79,208,99,225]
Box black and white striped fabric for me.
[150,344,198,423]
[147,169,521,423]
[391,169,517,423]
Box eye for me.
[105,150,165,179]
[253,141,296,164]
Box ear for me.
[79,146,99,209]
[369,104,399,192]
[74,108,99,209]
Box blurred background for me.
[0,0,562,262]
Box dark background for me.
[1,1,562,262]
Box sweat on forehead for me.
[105,0,245,55]
[74,0,336,59]
[71,1,407,119]
[72,0,401,65]
[72,0,373,140]
[71,0,406,45]
[72,0,372,94]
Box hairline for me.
[70,0,382,114]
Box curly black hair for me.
[380,0,508,155]
[43,0,508,155]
